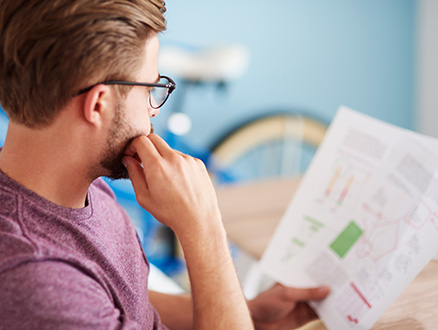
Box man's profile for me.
[0,1,329,329]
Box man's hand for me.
[122,134,221,236]
[248,284,330,330]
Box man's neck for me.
[0,123,94,209]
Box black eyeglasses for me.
[75,75,176,109]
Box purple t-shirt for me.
[0,170,167,329]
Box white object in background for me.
[168,112,192,136]
[417,0,438,139]
[148,263,185,294]
[233,248,275,300]
[159,44,250,83]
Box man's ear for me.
[81,85,113,128]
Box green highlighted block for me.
[330,221,363,258]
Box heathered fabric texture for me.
[0,170,166,330]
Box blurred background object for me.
[159,43,250,84]
[153,0,417,150]
[417,0,438,138]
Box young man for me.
[0,1,329,329]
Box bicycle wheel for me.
[209,112,328,182]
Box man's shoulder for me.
[0,178,35,261]
[0,175,20,220]
[91,177,117,199]
[0,260,125,329]
[90,178,133,224]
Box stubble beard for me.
[100,101,142,180]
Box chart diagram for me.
[335,282,372,326]
[316,157,371,211]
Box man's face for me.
[99,35,160,180]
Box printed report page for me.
[260,106,438,330]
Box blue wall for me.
[156,0,416,149]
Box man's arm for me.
[150,284,330,330]
[149,291,192,330]
[123,134,253,329]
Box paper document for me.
[260,106,438,330]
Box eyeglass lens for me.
[149,76,171,108]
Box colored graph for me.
[323,158,357,207]
[335,281,372,326]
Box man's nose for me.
[150,107,160,118]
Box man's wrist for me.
[174,212,226,246]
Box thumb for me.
[283,286,330,302]
[122,156,149,200]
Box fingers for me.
[121,133,217,234]
[285,302,319,329]
[125,134,192,164]
[279,284,330,302]
[147,133,174,157]
[122,155,149,199]
[125,135,161,163]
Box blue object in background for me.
[157,0,416,148]
[0,108,8,145]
